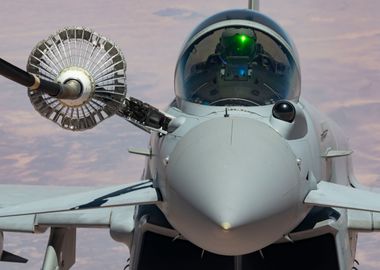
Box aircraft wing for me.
[0,180,159,266]
[305,181,380,212]
[0,185,99,208]
[0,207,134,233]
[0,180,160,231]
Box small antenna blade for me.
[248,0,260,11]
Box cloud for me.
[3,153,38,171]
[300,29,380,43]
[356,234,380,270]
[153,8,203,19]
[309,16,335,23]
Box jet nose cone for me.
[166,117,304,255]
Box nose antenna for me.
[248,0,260,11]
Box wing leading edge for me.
[305,181,380,212]
[0,181,158,267]
[0,180,159,218]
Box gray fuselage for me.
[131,98,356,269]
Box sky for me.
[0,0,380,269]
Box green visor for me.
[221,34,257,57]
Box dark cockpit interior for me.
[175,26,300,106]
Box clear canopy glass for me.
[175,26,301,106]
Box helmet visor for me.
[222,33,257,57]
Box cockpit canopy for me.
[174,10,301,106]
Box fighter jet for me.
[0,1,378,269]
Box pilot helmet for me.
[218,28,257,58]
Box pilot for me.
[211,28,284,74]
[188,27,288,105]
[217,28,259,60]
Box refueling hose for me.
[0,58,81,99]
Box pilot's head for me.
[218,28,257,58]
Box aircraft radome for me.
[0,0,379,269]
